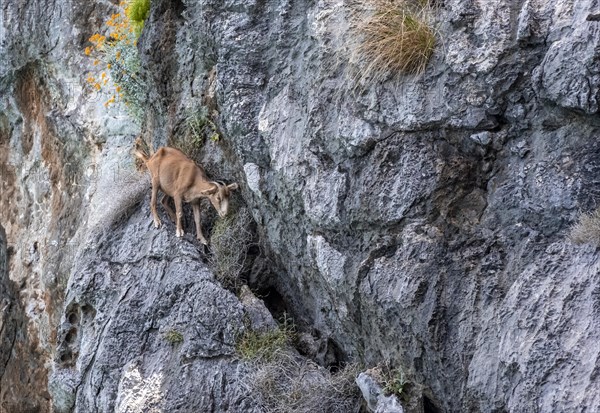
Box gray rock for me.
[2,0,600,412]
[49,194,262,413]
[239,285,278,332]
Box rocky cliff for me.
[1,0,600,412]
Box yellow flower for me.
[84,46,92,56]
[116,51,122,60]
[86,75,95,83]
[93,59,100,66]
[116,86,122,93]
[101,72,106,79]
[94,83,101,91]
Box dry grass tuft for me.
[242,351,362,413]
[570,207,600,246]
[350,0,436,84]
[209,207,254,291]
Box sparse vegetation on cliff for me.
[236,315,295,362]
[351,0,436,83]
[171,106,221,160]
[164,329,184,345]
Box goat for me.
[135,146,238,244]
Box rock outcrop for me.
[1,0,600,412]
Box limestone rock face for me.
[49,197,261,413]
[1,0,600,412]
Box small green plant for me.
[382,367,406,398]
[188,107,220,144]
[164,329,184,345]
[570,207,600,246]
[236,314,295,362]
[351,0,436,84]
[170,106,221,160]
[127,0,151,37]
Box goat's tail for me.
[134,135,152,164]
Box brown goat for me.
[135,146,238,244]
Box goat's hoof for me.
[153,220,162,229]
[176,230,184,238]
[198,238,208,245]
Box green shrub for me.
[104,40,146,121]
[570,207,600,246]
[127,0,151,37]
[351,0,436,84]
[164,329,184,345]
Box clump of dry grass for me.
[351,0,436,84]
[242,351,362,413]
[209,207,254,291]
[570,207,600,246]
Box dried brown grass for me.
[350,0,436,85]
[570,207,600,246]
[242,351,362,413]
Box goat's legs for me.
[174,195,184,237]
[161,195,176,222]
[192,202,208,245]
[150,178,162,228]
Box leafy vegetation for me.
[381,365,407,398]
[127,0,151,37]
[84,0,150,121]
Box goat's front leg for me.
[150,178,162,229]
[173,194,184,237]
[192,202,208,245]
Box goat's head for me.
[202,182,239,217]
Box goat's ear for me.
[201,184,219,195]
[227,183,239,191]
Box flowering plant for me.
[85,1,148,121]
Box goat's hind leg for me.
[161,195,176,222]
[174,195,185,238]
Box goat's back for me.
[147,147,207,196]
